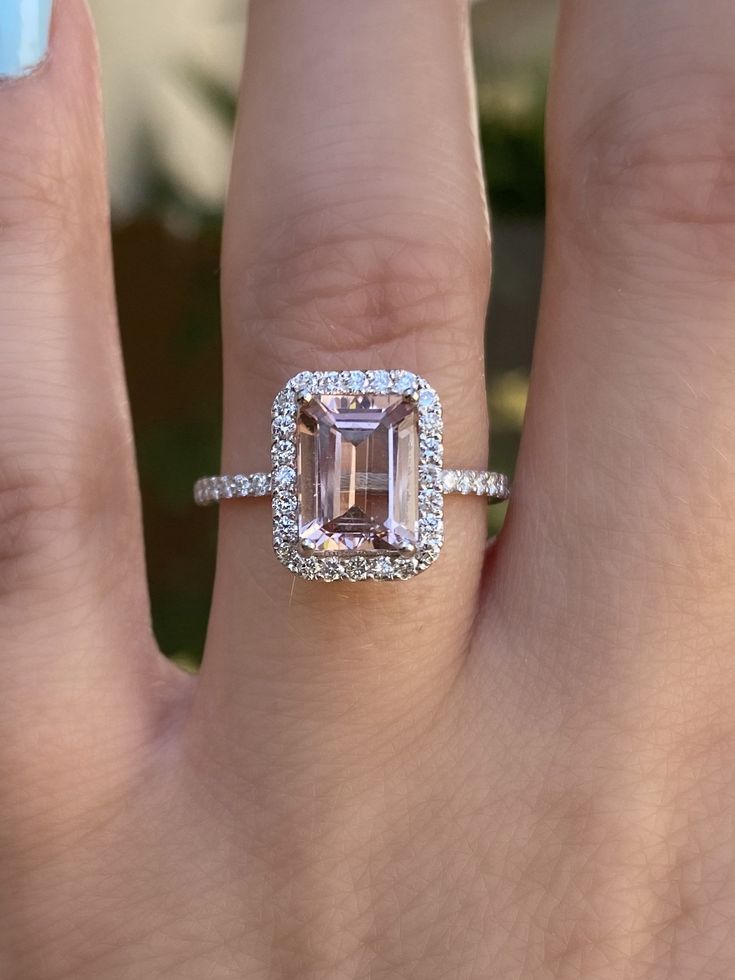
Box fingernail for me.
[0,0,53,78]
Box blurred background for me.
[88,0,557,665]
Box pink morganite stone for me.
[297,393,419,554]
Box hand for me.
[3,0,734,977]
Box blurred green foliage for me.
[117,67,544,665]
[179,63,548,219]
[478,81,546,217]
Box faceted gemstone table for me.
[296,393,419,555]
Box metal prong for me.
[398,541,416,557]
[298,538,317,556]
[403,388,420,404]
[296,389,314,406]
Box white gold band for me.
[194,468,510,507]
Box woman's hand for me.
[2,0,735,976]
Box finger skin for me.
[489,0,735,695]
[8,7,735,980]
[0,1,172,793]
[193,0,495,758]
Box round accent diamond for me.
[393,558,417,580]
[273,414,296,439]
[273,495,296,516]
[418,388,439,409]
[456,473,473,494]
[289,371,313,391]
[338,370,367,393]
[273,440,296,465]
[348,370,366,391]
[315,371,340,392]
[316,557,342,582]
[274,465,296,488]
[418,541,441,567]
[420,464,442,489]
[420,410,442,436]
[216,476,232,498]
[273,513,297,542]
[420,436,443,464]
[346,558,370,581]
[272,390,294,416]
[294,558,317,580]
[419,489,443,514]
[232,474,251,496]
[371,556,394,579]
[419,513,443,537]
[367,370,392,393]
[251,473,270,496]
[440,470,457,493]
[392,370,417,394]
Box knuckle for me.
[0,425,131,596]
[0,135,63,232]
[0,106,101,266]
[0,471,87,601]
[225,208,490,378]
[556,72,735,270]
[0,474,66,572]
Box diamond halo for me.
[193,370,511,583]
[271,370,444,582]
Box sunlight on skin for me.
[1,0,735,977]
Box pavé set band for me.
[194,370,511,582]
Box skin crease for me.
[2,0,735,976]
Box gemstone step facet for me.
[297,393,419,555]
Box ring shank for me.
[194,469,510,506]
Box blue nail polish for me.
[0,0,52,78]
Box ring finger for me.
[191,0,497,762]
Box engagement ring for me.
[194,370,510,582]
